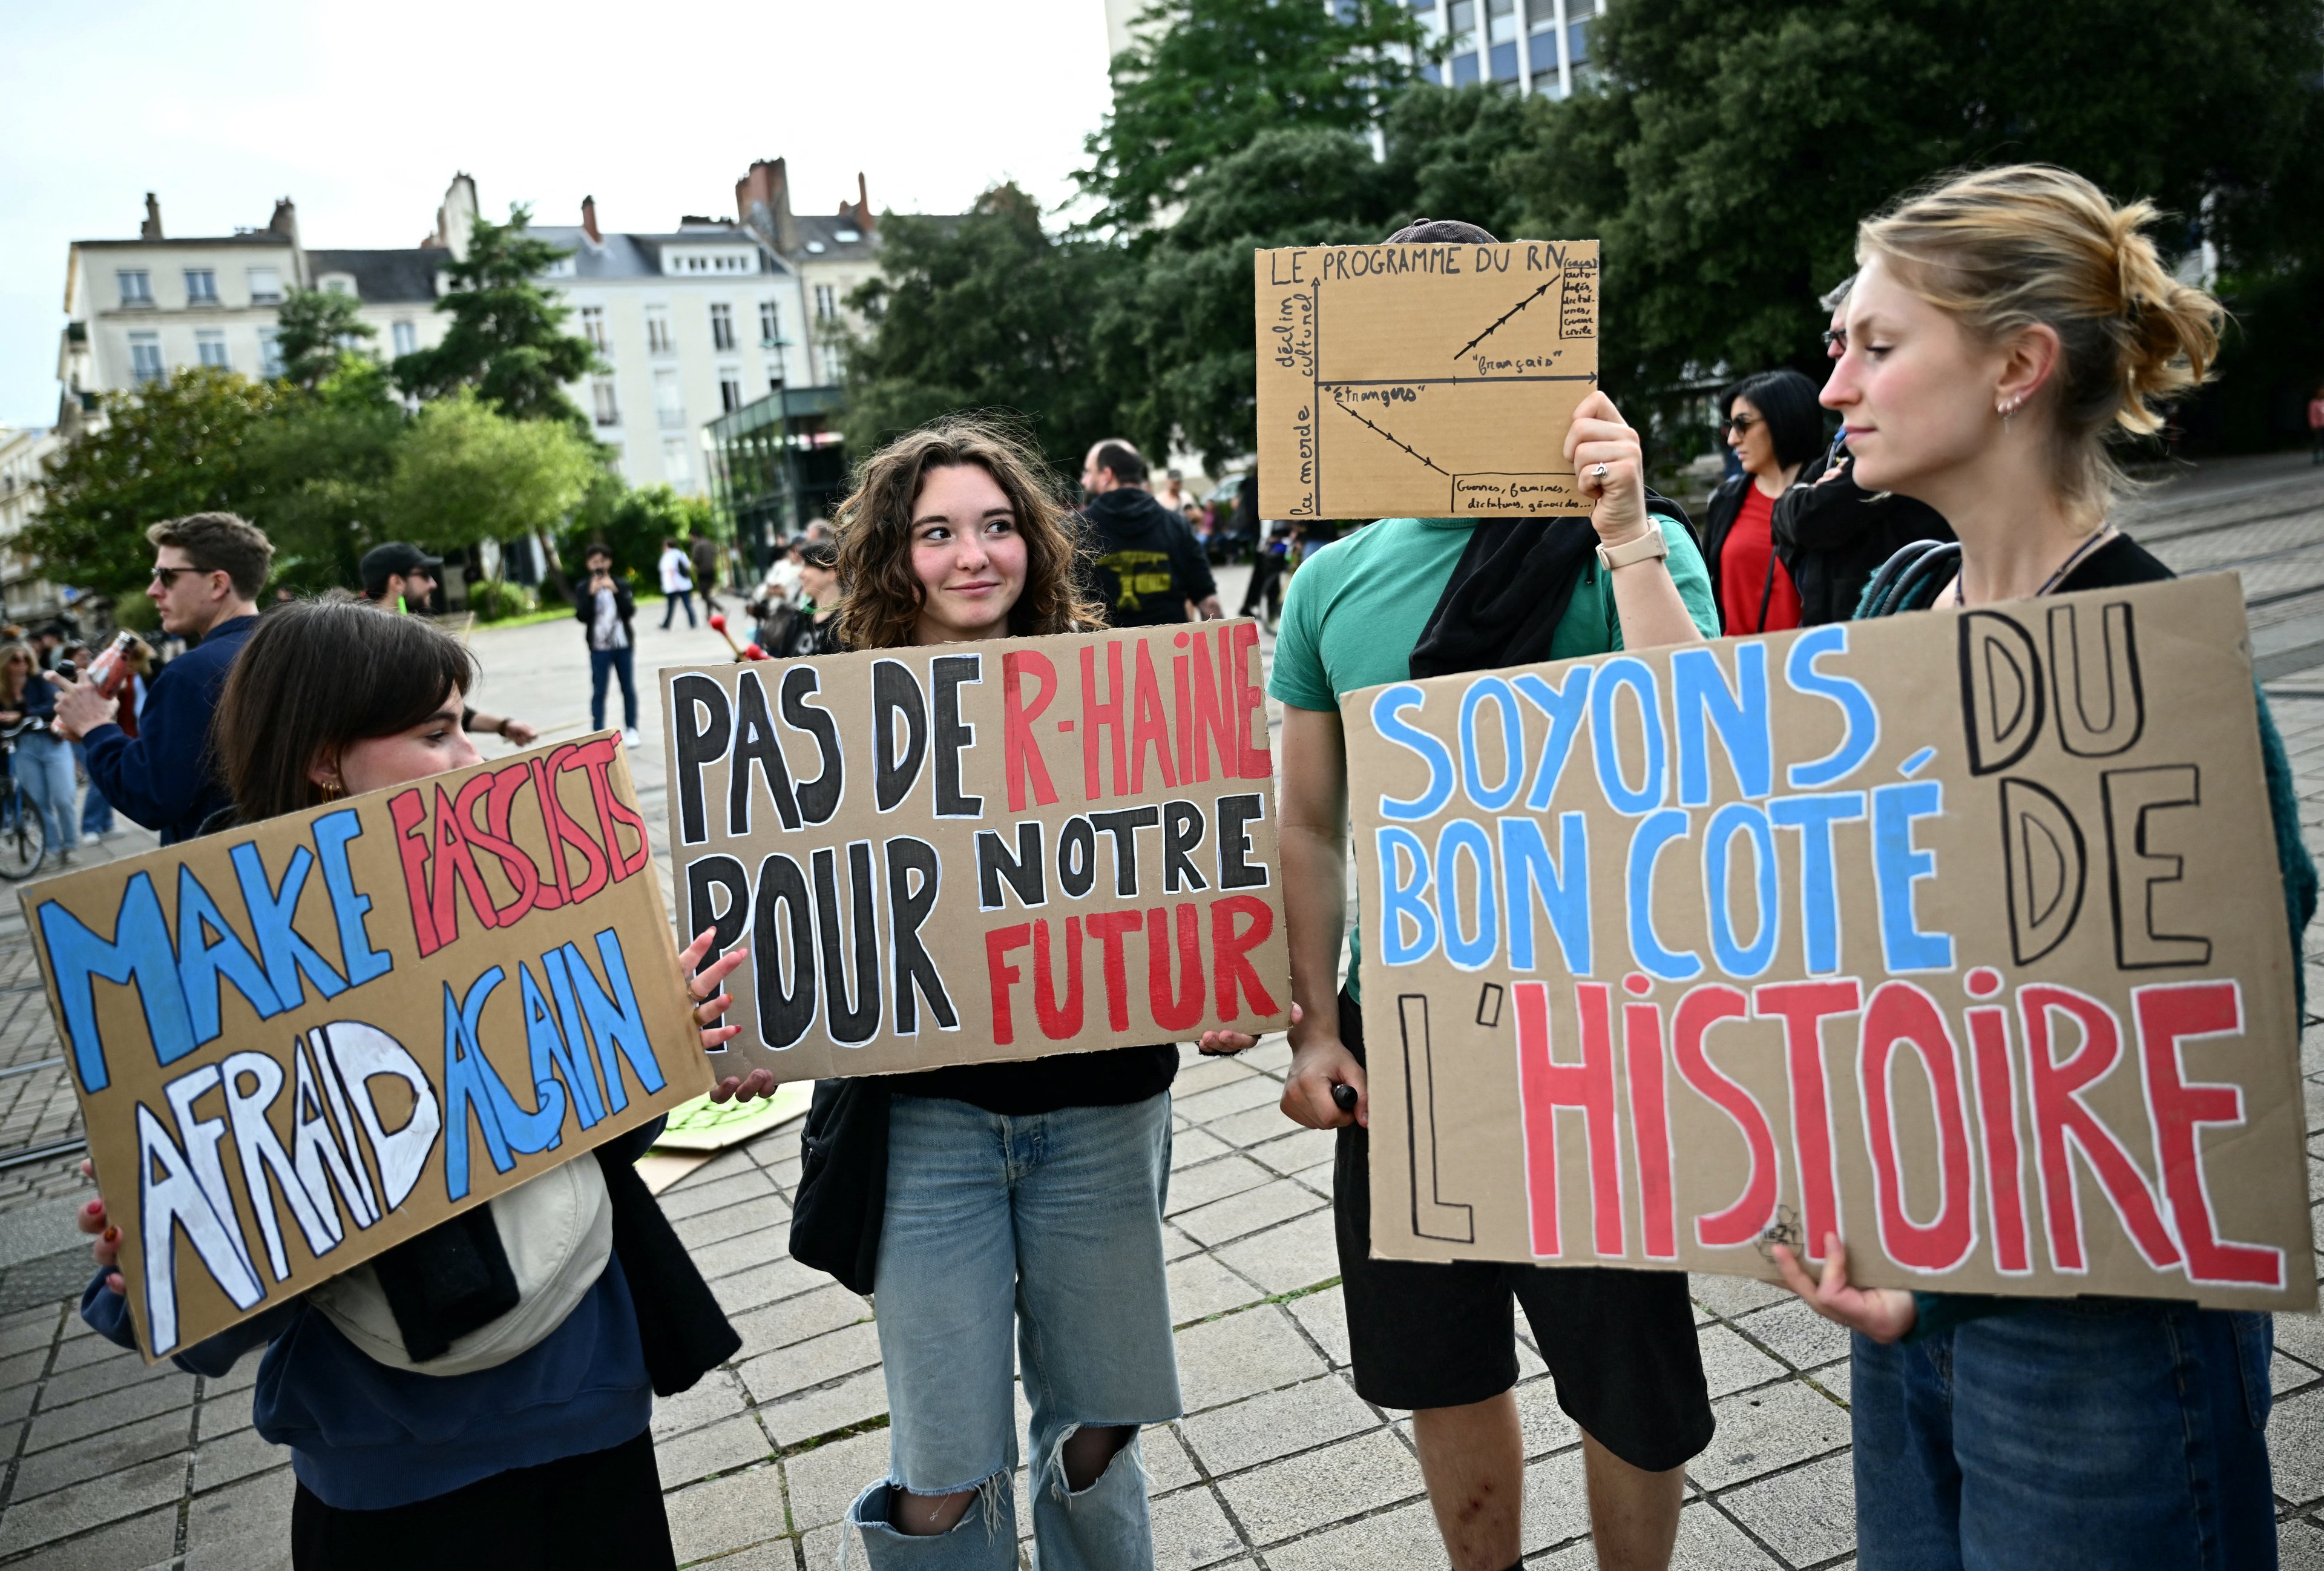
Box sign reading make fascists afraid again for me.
[1348,577,2316,1310]
[663,621,1291,1081]
[25,737,709,1359]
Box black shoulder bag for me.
[786,1078,888,1296]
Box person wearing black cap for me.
[1196,219,1714,1571]
[358,542,537,746]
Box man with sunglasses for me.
[49,512,269,843]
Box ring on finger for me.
[1592,462,1609,481]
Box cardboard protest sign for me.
[24,737,710,1359]
[661,621,1290,1081]
[1347,576,2315,1309]
[1254,240,1601,524]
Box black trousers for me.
[290,1429,675,1571]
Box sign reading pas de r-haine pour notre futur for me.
[1349,576,2314,1310]
[662,621,1291,1080]
[25,737,709,1359]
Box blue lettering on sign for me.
[312,809,393,987]
[441,967,570,1201]
[1768,792,1866,975]
[1590,658,1667,815]
[1871,780,1954,972]
[1436,819,1499,970]
[175,864,284,1047]
[1626,808,1700,981]
[1373,685,1456,822]
[1702,802,1779,978]
[520,962,605,1128]
[1501,814,1590,975]
[1784,626,1879,789]
[564,930,668,1107]
[1514,667,1592,811]
[229,843,350,1010]
[39,874,195,1093]
[1673,645,1773,805]
[1458,677,1525,812]
[1377,826,1438,964]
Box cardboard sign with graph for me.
[1254,240,1600,521]
[1347,576,2316,1309]
[23,738,710,1359]
[661,621,1290,1082]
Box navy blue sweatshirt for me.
[82,613,255,843]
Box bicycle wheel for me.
[0,786,47,880]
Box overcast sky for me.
[0,0,1118,429]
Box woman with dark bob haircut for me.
[817,417,1184,1570]
[72,593,773,1571]
[1702,366,1827,634]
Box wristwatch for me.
[1595,528,1670,572]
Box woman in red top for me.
[1702,368,1823,633]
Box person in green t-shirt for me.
[1204,218,1721,1571]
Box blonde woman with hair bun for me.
[1774,163,2314,1570]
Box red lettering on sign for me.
[1173,648,1196,783]
[2135,981,2282,1288]
[389,787,440,955]
[1003,650,1060,812]
[1148,904,1205,1032]
[455,772,537,925]
[1081,642,1129,800]
[1087,911,1140,1031]
[1858,981,1976,1273]
[1129,641,1178,794]
[1190,626,1237,783]
[1229,621,1270,777]
[1514,980,1624,1258]
[546,745,612,904]
[428,783,499,947]
[1624,994,1678,1260]
[2021,983,2181,1273]
[1209,895,1278,1020]
[1034,916,1085,1039]
[1672,984,1776,1249]
[573,736,648,879]
[528,758,576,910]
[1753,979,1861,1262]
[986,924,1031,1046]
[1966,1003,2032,1274]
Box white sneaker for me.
[622,728,644,748]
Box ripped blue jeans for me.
[846,1092,1180,1570]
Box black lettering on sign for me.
[885,836,958,1034]
[753,853,816,1049]
[2101,765,2211,969]
[1163,801,1209,892]
[873,660,928,813]
[977,823,1046,911]
[781,667,844,825]
[730,671,801,835]
[813,842,883,1045]
[1091,807,1161,897]
[932,654,985,818]
[687,855,750,975]
[1217,794,1270,889]
[2048,601,2144,759]
[671,674,732,845]
[2000,778,2085,965]
[1961,611,2044,776]
[1057,816,1098,900]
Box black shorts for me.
[1333,990,1715,1473]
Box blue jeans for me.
[589,647,638,731]
[660,590,694,629]
[16,732,76,861]
[846,1092,1180,1570]
[1852,1301,2276,1570]
[74,742,112,836]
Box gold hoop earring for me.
[319,779,342,801]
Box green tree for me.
[1081,0,1433,230]
[565,484,716,588]
[273,288,377,389]
[239,358,408,592]
[382,390,599,555]
[28,367,286,595]
[1505,0,2324,403]
[393,206,602,426]
[841,186,1135,473]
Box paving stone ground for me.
[5,457,2324,1568]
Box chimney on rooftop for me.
[582,195,602,245]
[140,193,163,241]
[268,198,300,251]
[855,172,874,233]
[735,157,799,257]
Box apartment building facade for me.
[0,426,70,624]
